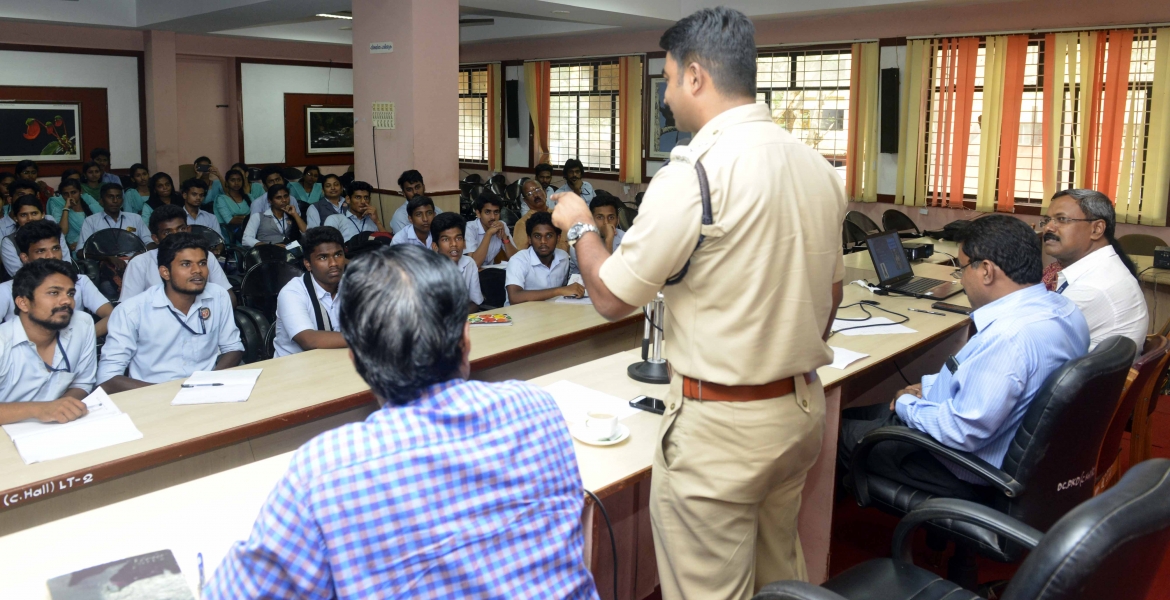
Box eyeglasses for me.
[951,259,983,279]
[1036,215,1102,229]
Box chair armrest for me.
[850,426,1023,506]
[753,581,850,600]
[891,498,1043,563]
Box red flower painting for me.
[22,115,76,156]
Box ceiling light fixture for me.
[316,13,352,20]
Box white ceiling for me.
[0,0,959,45]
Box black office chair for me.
[345,231,393,259]
[846,336,1136,588]
[881,210,922,238]
[842,220,869,255]
[479,267,507,310]
[845,211,882,236]
[233,307,262,365]
[233,305,271,363]
[242,245,294,272]
[755,458,1170,600]
[239,262,303,322]
[500,205,521,229]
[81,228,147,260]
[263,322,276,361]
[486,173,507,198]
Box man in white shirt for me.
[1041,188,1147,353]
[465,193,518,267]
[0,259,97,425]
[323,181,384,242]
[524,164,558,217]
[119,204,233,303]
[273,227,348,357]
[570,194,626,274]
[504,212,584,306]
[388,170,443,233]
[179,178,221,231]
[554,159,595,204]
[430,213,484,312]
[390,196,435,248]
[248,166,300,216]
[77,183,152,249]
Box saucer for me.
[570,422,630,446]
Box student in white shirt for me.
[1,195,71,277]
[430,212,484,312]
[570,194,626,275]
[0,220,112,336]
[0,181,39,238]
[119,204,232,303]
[98,233,243,392]
[91,147,122,186]
[1041,189,1147,353]
[465,193,519,267]
[527,163,559,217]
[306,174,347,229]
[554,158,595,204]
[242,184,306,248]
[0,260,97,425]
[77,183,152,249]
[390,196,435,248]
[389,169,442,233]
[249,166,291,215]
[179,178,221,232]
[273,227,348,357]
[323,181,384,243]
[504,211,584,306]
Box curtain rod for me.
[518,52,647,63]
[907,22,1170,40]
[757,39,877,49]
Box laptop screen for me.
[867,231,912,284]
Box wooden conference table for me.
[0,262,973,599]
[0,301,642,534]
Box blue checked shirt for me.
[206,379,599,600]
[895,284,1089,483]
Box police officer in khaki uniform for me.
[552,8,848,599]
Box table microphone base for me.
[628,360,670,384]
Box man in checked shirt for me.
[206,245,598,599]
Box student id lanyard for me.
[273,214,289,236]
[347,215,372,232]
[169,307,207,336]
[103,214,124,229]
[43,337,72,374]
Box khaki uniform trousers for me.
[650,373,826,600]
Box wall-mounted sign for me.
[369,42,394,54]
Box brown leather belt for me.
[682,376,796,402]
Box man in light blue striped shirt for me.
[839,215,1089,498]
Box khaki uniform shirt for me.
[599,103,848,385]
[513,210,570,253]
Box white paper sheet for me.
[542,380,639,426]
[554,296,593,305]
[826,346,870,370]
[171,369,263,405]
[2,388,144,465]
[831,317,918,336]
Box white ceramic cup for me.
[583,412,619,440]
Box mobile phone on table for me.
[630,395,665,415]
[931,301,973,316]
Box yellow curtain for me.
[1042,32,1098,211]
[486,64,503,172]
[847,42,880,202]
[895,39,932,206]
[976,36,1009,212]
[1143,28,1170,227]
[618,56,643,184]
[523,61,551,165]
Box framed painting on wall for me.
[306,107,354,154]
[648,77,691,159]
[0,103,82,162]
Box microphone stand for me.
[628,292,669,384]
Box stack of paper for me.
[2,388,143,465]
[171,369,263,406]
[831,317,918,336]
[542,380,638,425]
[827,346,870,370]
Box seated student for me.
[513,179,569,253]
[465,192,518,267]
[47,179,98,250]
[532,162,558,212]
[388,170,443,233]
[178,178,221,231]
[98,233,243,392]
[555,158,595,203]
[306,174,347,228]
[324,181,383,242]
[273,227,348,357]
[140,172,178,223]
[206,244,598,599]
[1,181,41,238]
[79,161,106,201]
[193,156,225,204]
[838,215,1089,498]
[505,212,584,306]
[288,165,323,205]
[121,163,151,214]
[1,195,71,276]
[570,194,626,274]
[0,221,112,336]
[1042,188,1147,353]
[242,184,306,248]
[91,147,122,186]
[120,204,232,302]
[214,167,251,240]
[431,212,484,312]
[389,195,434,248]
[0,260,97,425]
[77,184,152,249]
[14,160,53,207]
[0,171,16,206]
[249,166,300,216]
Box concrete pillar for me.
[143,30,180,178]
[352,0,460,211]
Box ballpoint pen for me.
[181,383,224,388]
[198,552,204,599]
[907,307,945,316]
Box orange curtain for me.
[523,61,552,165]
[929,37,980,208]
[995,35,1031,211]
[1095,30,1134,197]
[486,64,503,172]
[617,56,643,184]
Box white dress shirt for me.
[503,247,570,306]
[1,230,72,278]
[389,202,443,234]
[185,208,221,232]
[324,212,378,243]
[119,248,231,302]
[390,225,433,248]
[570,228,624,274]
[77,211,151,249]
[1056,245,1148,354]
[0,311,97,402]
[464,218,515,266]
[273,274,341,358]
[0,276,108,323]
[555,181,595,203]
[307,198,347,229]
[456,255,485,306]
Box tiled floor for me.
[828,396,1170,598]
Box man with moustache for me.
[273,227,349,357]
[1040,189,1146,353]
[98,233,243,392]
[514,179,568,252]
[0,259,97,425]
[523,164,559,217]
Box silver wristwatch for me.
[566,222,600,248]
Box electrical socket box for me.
[372,102,395,130]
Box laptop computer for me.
[864,230,964,299]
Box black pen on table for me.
[181,383,224,388]
[908,307,945,316]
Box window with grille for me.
[459,66,489,164]
[756,48,852,171]
[549,60,621,172]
